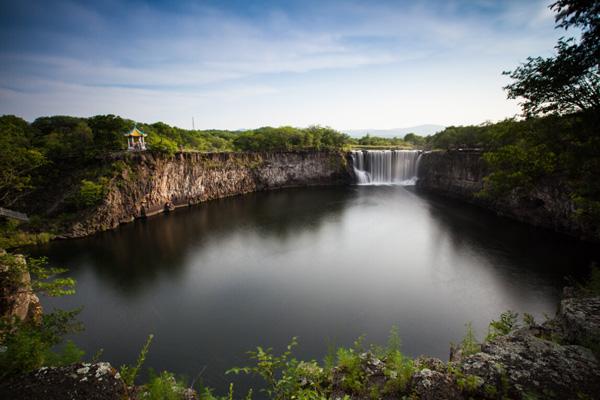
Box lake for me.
[31,185,598,395]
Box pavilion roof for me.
[124,126,147,137]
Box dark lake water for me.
[30,185,598,395]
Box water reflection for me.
[32,188,353,294]
[29,186,598,396]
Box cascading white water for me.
[351,150,421,185]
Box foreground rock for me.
[330,294,600,400]
[460,327,600,399]
[0,363,127,400]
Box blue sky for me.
[0,0,562,130]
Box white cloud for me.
[0,0,562,129]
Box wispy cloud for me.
[0,0,562,128]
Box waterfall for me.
[351,150,421,185]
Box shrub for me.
[228,337,328,400]
[486,310,519,341]
[0,310,83,379]
[74,177,109,208]
[120,333,153,386]
[460,322,480,356]
[141,370,187,400]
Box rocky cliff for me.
[0,250,42,325]
[417,150,598,242]
[67,150,353,237]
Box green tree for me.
[503,0,599,117]
[88,114,131,152]
[0,116,47,207]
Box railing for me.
[0,207,29,222]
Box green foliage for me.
[227,337,329,400]
[486,310,519,342]
[140,370,188,400]
[403,133,426,147]
[0,219,54,249]
[0,253,75,298]
[382,350,414,395]
[44,339,86,366]
[355,134,410,148]
[523,313,536,328]
[0,251,81,378]
[0,310,83,379]
[336,345,366,394]
[72,177,110,208]
[460,322,480,357]
[0,115,48,207]
[456,373,483,393]
[482,141,557,196]
[503,0,599,117]
[120,333,154,386]
[28,256,76,297]
[233,125,349,152]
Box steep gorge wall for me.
[417,150,598,242]
[68,150,353,237]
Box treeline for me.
[353,133,426,148]
[0,114,352,156]
[0,114,354,208]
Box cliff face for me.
[0,250,42,325]
[417,150,488,198]
[68,150,353,237]
[417,150,597,241]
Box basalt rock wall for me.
[417,150,598,242]
[67,150,353,237]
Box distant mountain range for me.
[343,124,445,138]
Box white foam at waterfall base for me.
[351,150,421,186]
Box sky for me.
[0,0,563,130]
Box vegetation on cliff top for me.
[423,0,600,236]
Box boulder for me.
[410,368,462,400]
[460,328,600,399]
[557,294,600,348]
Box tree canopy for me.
[503,0,599,117]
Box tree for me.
[88,114,131,152]
[503,0,599,117]
[0,116,47,207]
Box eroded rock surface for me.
[417,150,598,241]
[0,363,127,400]
[557,291,600,346]
[0,250,42,324]
[67,150,353,237]
[460,327,600,399]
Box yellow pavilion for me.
[124,125,147,151]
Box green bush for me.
[0,311,83,379]
[74,177,109,208]
[227,337,328,400]
[0,252,81,379]
[141,370,188,400]
[460,322,480,356]
[120,333,154,386]
[486,310,519,341]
